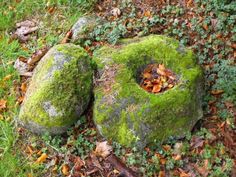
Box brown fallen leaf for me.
[211,90,224,95]
[27,47,49,65]
[95,141,112,158]
[21,82,27,93]
[158,171,165,177]
[61,164,70,176]
[60,30,73,44]
[190,136,204,149]
[90,152,103,170]
[36,153,48,163]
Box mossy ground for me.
[94,35,203,147]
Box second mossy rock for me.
[93,35,203,148]
[18,44,93,135]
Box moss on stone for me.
[18,44,93,134]
[93,35,203,148]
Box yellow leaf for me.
[3,75,12,81]
[36,153,48,163]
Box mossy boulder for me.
[18,44,93,135]
[93,35,203,148]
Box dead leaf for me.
[21,82,27,93]
[173,154,181,161]
[90,153,103,170]
[61,164,70,176]
[3,75,13,81]
[211,90,224,95]
[202,24,208,31]
[111,8,121,17]
[144,11,152,18]
[95,141,112,158]
[36,153,48,163]
[0,99,7,110]
[190,136,204,149]
[27,47,49,65]
[60,30,73,44]
[158,171,165,177]
[152,84,161,93]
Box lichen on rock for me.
[18,43,93,135]
[93,35,203,148]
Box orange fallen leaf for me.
[211,90,224,95]
[26,145,34,155]
[187,0,193,7]
[17,96,24,104]
[36,153,48,163]
[61,164,70,176]
[163,145,171,151]
[144,11,152,18]
[160,158,166,165]
[0,99,7,110]
[158,170,165,177]
[231,43,236,49]
[21,82,27,93]
[152,84,161,93]
[173,154,182,161]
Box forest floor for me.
[0,0,235,176]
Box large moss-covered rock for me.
[93,35,203,148]
[18,44,93,135]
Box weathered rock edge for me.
[18,44,93,135]
[93,35,203,148]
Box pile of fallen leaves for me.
[140,64,178,94]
